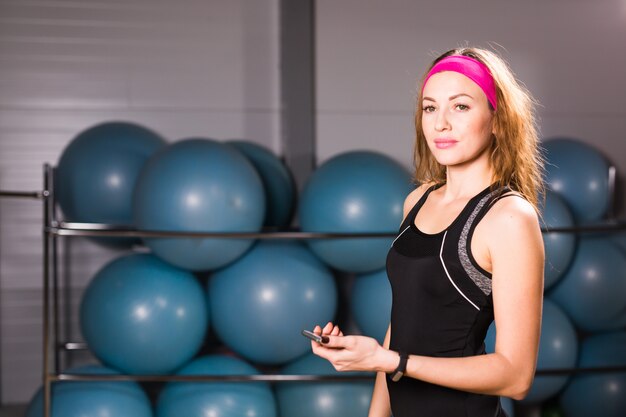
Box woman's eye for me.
[422,105,435,113]
[455,104,469,111]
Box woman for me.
[310,47,545,417]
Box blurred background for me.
[0,0,625,416]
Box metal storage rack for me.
[2,163,626,417]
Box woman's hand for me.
[310,322,397,373]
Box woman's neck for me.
[442,158,494,201]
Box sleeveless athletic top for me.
[385,183,515,417]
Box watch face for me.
[391,371,403,382]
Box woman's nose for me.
[435,108,451,131]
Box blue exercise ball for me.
[133,138,265,271]
[277,353,374,417]
[228,140,296,228]
[559,331,626,417]
[56,121,165,248]
[157,355,277,417]
[209,241,337,364]
[539,191,577,289]
[500,397,515,417]
[351,269,392,344]
[548,237,626,332]
[543,138,611,223]
[485,300,578,404]
[80,253,208,374]
[299,151,413,273]
[611,232,626,254]
[25,364,152,417]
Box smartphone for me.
[301,329,324,343]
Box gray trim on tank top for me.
[457,189,502,296]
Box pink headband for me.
[422,55,497,110]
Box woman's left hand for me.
[310,322,396,373]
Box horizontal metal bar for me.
[49,365,626,383]
[48,227,397,239]
[62,342,87,350]
[0,190,47,199]
[44,221,626,239]
[53,373,374,382]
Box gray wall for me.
[316,0,626,214]
[0,0,279,403]
[1,0,625,404]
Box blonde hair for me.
[413,47,545,210]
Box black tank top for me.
[385,183,514,417]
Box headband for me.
[422,55,497,110]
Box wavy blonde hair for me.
[413,47,545,210]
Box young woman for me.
[310,47,545,417]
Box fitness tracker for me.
[390,351,409,382]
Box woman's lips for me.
[434,138,458,149]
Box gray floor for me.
[0,405,27,417]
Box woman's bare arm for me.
[368,325,392,417]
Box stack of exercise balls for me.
[46,125,626,416]
[40,122,420,417]
[490,137,625,416]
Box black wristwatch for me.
[390,351,409,382]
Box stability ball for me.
[80,254,208,374]
[351,269,392,344]
[485,300,578,404]
[539,191,577,289]
[25,364,152,417]
[55,121,165,248]
[299,151,413,273]
[543,138,611,223]
[229,140,296,228]
[612,232,626,254]
[559,331,626,417]
[157,355,277,417]
[548,237,626,332]
[209,241,337,364]
[133,138,265,271]
[500,397,515,417]
[277,353,374,417]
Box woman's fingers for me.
[323,321,334,334]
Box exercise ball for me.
[500,397,515,416]
[543,138,611,223]
[539,191,577,289]
[25,364,152,417]
[56,121,165,248]
[133,138,265,270]
[80,253,208,374]
[209,241,337,364]
[611,232,626,254]
[559,331,626,417]
[548,237,626,331]
[485,300,578,403]
[156,355,277,417]
[351,269,392,344]
[299,151,413,273]
[228,140,296,228]
[277,353,374,417]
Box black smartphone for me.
[301,329,324,343]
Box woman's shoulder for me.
[403,182,434,217]
[483,191,540,235]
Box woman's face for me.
[421,71,495,168]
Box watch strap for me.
[390,351,409,382]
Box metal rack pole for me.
[42,164,52,417]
